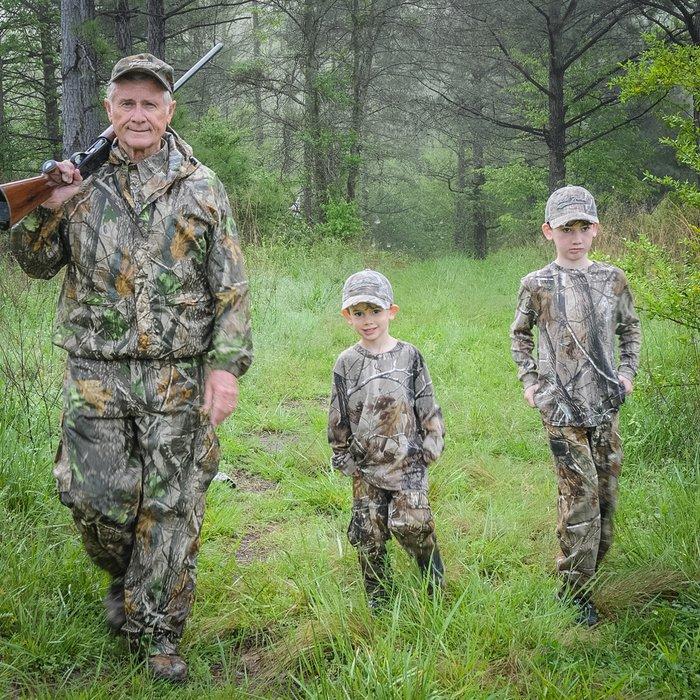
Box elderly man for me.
[9,54,252,682]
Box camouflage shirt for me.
[10,131,252,377]
[328,341,445,491]
[510,261,641,427]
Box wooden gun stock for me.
[0,176,59,229]
[0,42,223,231]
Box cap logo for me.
[554,193,591,211]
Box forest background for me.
[0,0,698,697]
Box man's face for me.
[542,219,598,265]
[104,78,175,162]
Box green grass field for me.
[1,242,698,698]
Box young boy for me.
[328,269,445,608]
[510,185,641,626]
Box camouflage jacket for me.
[510,261,641,427]
[328,341,445,491]
[10,132,252,377]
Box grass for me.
[0,241,698,698]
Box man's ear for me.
[542,223,554,240]
[167,100,176,123]
[104,99,113,121]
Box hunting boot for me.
[573,592,600,627]
[417,547,445,596]
[103,577,126,634]
[359,550,390,612]
[148,653,188,683]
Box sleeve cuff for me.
[617,366,636,381]
[332,452,359,476]
[521,373,539,390]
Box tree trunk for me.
[547,1,566,191]
[61,0,100,158]
[147,0,165,58]
[38,1,61,160]
[0,48,6,181]
[252,1,265,146]
[281,68,295,177]
[114,0,133,55]
[453,138,468,251]
[471,137,486,259]
[301,1,324,223]
[346,0,362,201]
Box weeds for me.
[0,242,697,698]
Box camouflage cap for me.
[545,185,599,229]
[342,269,393,310]
[110,53,175,93]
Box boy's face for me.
[542,219,598,266]
[342,302,398,345]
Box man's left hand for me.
[203,369,239,426]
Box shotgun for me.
[0,43,223,231]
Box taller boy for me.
[511,186,641,625]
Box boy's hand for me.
[619,375,634,395]
[524,384,538,408]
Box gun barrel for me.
[173,42,223,92]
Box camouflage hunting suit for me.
[510,261,641,428]
[10,132,252,653]
[546,414,622,592]
[510,261,640,592]
[328,342,445,596]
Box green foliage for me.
[616,38,700,207]
[172,108,294,243]
[617,231,700,333]
[568,125,655,206]
[313,198,366,241]
[617,38,700,101]
[1,243,698,696]
[367,153,455,255]
[483,161,548,240]
[76,19,117,65]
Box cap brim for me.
[548,213,599,229]
[342,294,391,310]
[110,68,172,93]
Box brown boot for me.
[148,653,188,683]
[103,578,125,634]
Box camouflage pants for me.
[53,356,219,654]
[545,414,622,592]
[347,475,444,598]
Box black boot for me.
[103,577,126,633]
[573,593,600,627]
[359,552,390,612]
[417,547,445,596]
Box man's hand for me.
[524,384,538,408]
[203,369,239,427]
[619,375,634,396]
[42,160,83,209]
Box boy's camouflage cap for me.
[110,53,175,93]
[342,269,393,310]
[545,185,599,229]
